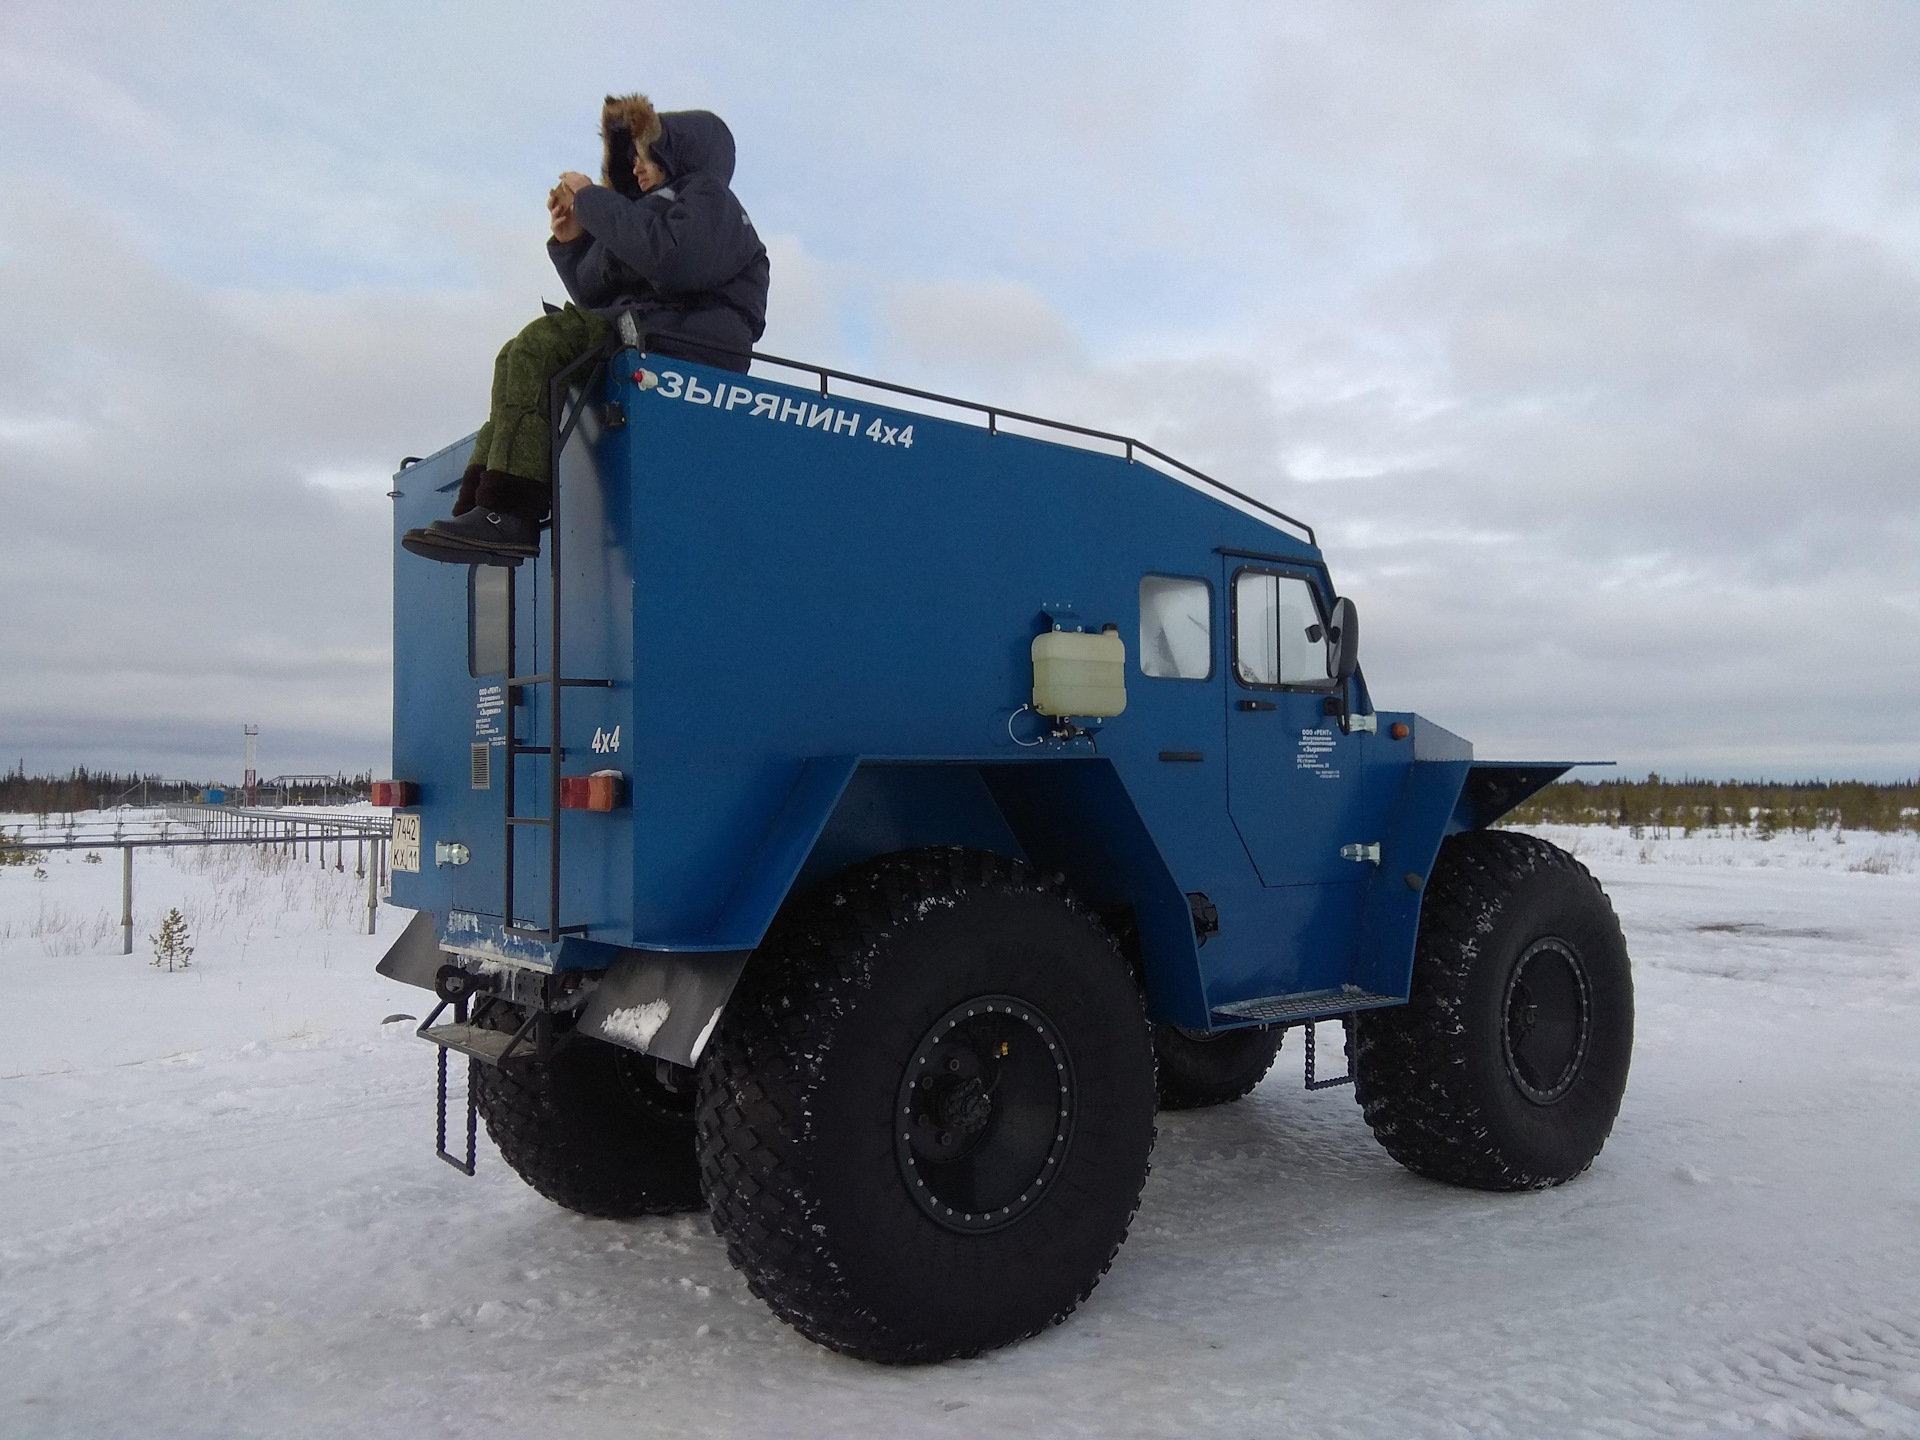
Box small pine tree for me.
[151,907,194,972]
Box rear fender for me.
[696,758,1204,1033]
[794,758,1203,1026]
[977,760,1206,1028]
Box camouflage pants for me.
[468,304,613,483]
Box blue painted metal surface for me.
[386,350,1572,1030]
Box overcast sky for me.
[2,1,1916,783]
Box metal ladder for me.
[499,341,616,942]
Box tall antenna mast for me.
[242,724,259,805]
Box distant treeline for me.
[0,763,372,814]
[0,765,198,814]
[1506,776,1920,834]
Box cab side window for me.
[1139,575,1212,679]
[1233,569,1329,688]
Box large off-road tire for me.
[1351,829,1633,1191]
[1154,1024,1284,1110]
[697,848,1158,1363]
[473,1012,703,1218]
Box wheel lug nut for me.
[937,1131,953,1146]
[947,1057,962,1072]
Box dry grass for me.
[2,841,378,958]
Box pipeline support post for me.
[365,838,381,935]
[120,845,132,955]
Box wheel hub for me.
[1501,937,1593,1105]
[611,1047,698,1126]
[895,996,1074,1233]
[932,1075,993,1135]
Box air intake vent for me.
[470,743,492,791]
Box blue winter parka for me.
[550,109,769,373]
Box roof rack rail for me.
[631,329,1316,548]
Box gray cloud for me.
[1,1,1915,780]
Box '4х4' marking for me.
[591,725,621,754]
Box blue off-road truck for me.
[374,337,1632,1363]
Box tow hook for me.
[434,963,492,1004]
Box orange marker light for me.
[587,772,624,811]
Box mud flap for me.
[576,950,752,1069]
[375,909,444,991]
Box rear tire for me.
[474,1012,703,1218]
[697,848,1157,1363]
[1154,1024,1284,1109]
[1351,829,1633,1191]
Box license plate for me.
[391,813,421,873]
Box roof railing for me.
[631,328,1317,548]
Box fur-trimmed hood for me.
[600,94,661,195]
[559,94,767,372]
[600,94,736,194]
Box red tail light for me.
[372,780,418,807]
[561,771,625,812]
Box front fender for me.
[1350,723,1593,999]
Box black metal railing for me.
[634,327,1317,548]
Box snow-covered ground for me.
[3,819,1918,1439]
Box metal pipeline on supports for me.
[0,807,398,946]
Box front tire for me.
[1351,829,1633,1190]
[697,848,1157,1363]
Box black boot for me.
[449,463,485,516]
[402,471,547,563]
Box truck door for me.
[1223,562,1368,886]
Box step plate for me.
[420,1021,522,1065]
[1211,987,1401,1025]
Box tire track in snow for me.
[1626,1311,1920,1437]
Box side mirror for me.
[1327,597,1360,682]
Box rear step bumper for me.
[419,1021,525,1066]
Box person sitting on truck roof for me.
[401,94,770,564]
